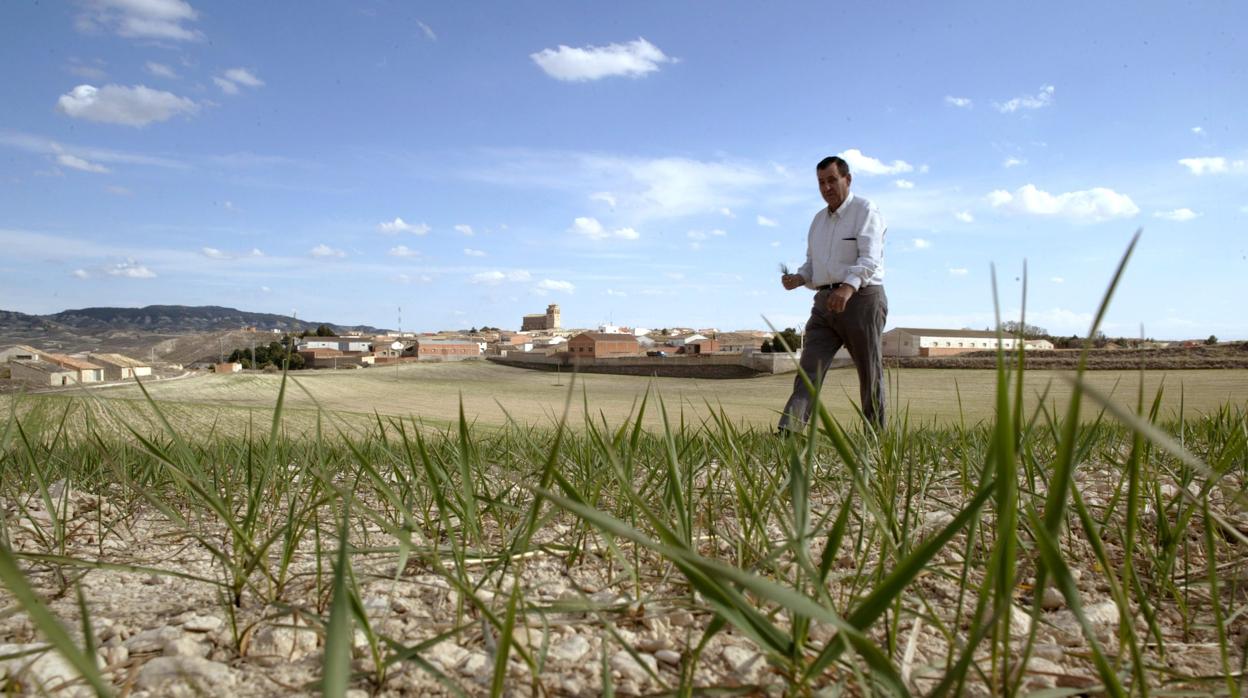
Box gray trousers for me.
[778,284,888,431]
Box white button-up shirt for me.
[797,192,886,291]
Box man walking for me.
[778,155,888,432]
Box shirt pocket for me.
[836,237,859,265]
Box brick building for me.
[566,332,641,359]
[414,339,480,359]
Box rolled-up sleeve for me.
[845,205,886,290]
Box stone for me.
[722,644,765,683]
[426,641,470,671]
[1022,656,1064,689]
[163,636,209,658]
[136,656,235,695]
[180,614,223,633]
[0,643,85,696]
[655,649,681,665]
[1041,586,1066,610]
[550,634,592,663]
[1033,643,1064,662]
[610,650,657,683]
[1009,604,1033,637]
[125,626,182,654]
[249,618,320,662]
[458,651,489,676]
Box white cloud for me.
[221,200,238,213]
[591,191,617,208]
[1050,277,1065,284]
[56,153,110,173]
[416,20,436,41]
[464,248,486,257]
[388,245,420,257]
[72,269,90,279]
[894,179,915,189]
[1191,126,1204,135]
[78,0,202,41]
[720,207,735,218]
[310,244,345,258]
[757,215,778,227]
[665,272,685,280]
[57,84,197,127]
[260,285,271,292]
[215,68,264,95]
[770,241,781,247]
[379,217,430,235]
[1003,157,1025,168]
[948,268,969,276]
[212,77,239,95]
[954,210,974,223]
[201,247,230,259]
[145,62,177,79]
[606,289,627,297]
[570,217,638,240]
[67,59,107,80]
[105,185,132,196]
[531,37,672,82]
[688,229,727,240]
[945,96,972,108]
[838,148,914,176]
[537,279,575,293]
[994,84,1055,113]
[249,248,264,257]
[108,259,156,278]
[913,238,932,250]
[455,224,474,236]
[1178,156,1246,175]
[471,270,531,285]
[1154,208,1199,222]
[986,183,1139,222]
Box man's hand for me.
[781,273,805,290]
[826,285,854,312]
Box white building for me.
[883,328,1053,357]
[88,353,153,380]
[297,337,373,353]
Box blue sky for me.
[2,1,1245,339]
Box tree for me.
[1206,335,1219,345]
[760,339,773,353]
[772,327,802,352]
[999,320,1048,338]
[315,324,335,337]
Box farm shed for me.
[87,353,152,380]
[883,328,1052,357]
[10,359,79,386]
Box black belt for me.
[816,283,845,291]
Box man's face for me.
[817,165,851,210]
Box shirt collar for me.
[827,192,855,218]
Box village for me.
[0,301,1087,388]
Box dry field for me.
[1,361,1245,696]
[3,361,1245,434]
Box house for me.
[665,333,707,348]
[0,344,44,363]
[41,353,104,383]
[413,338,480,360]
[883,328,1047,357]
[682,338,721,355]
[87,353,152,380]
[298,349,374,369]
[10,360,79,387]
[214,362,242,374]
[566,332,641,359]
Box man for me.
[778,155,888,432]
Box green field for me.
[8,361,1244,434]
[2,359,1245,695]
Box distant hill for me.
[0,305,387,364]
[4,305,383,335]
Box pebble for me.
[137,656,235,695]
[549,635,592,663]
[722,645,765,683]
[458,651,489,676]
[125,626,182,654]
[163,636,209,658]
[655,649,681,665]
[0,643,84,696]
[1041,586,1066,610]
[180,614,223,633]
[1023,656,1064,689]
[249,619,320,662]
[610,650,657,683]
[1033,643,1064,662]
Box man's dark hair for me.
[816,156,850,177]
